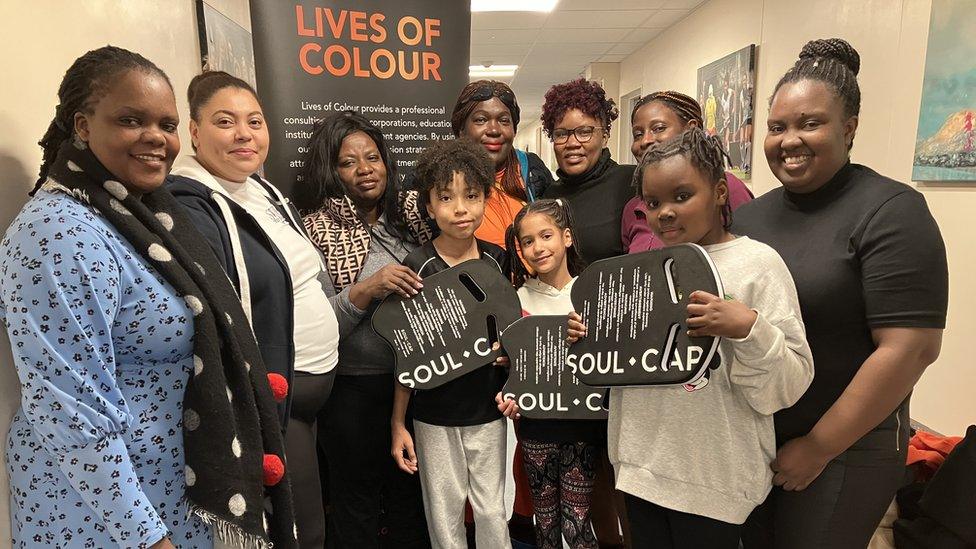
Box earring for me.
[71,133,88,150]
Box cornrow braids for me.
[504,198,587,288]
[541,78,619,138]
[633,128,734,229]
[632,90,704,127]
[451,80,528,202]
[35,46,172,193]
[773,38,861,119]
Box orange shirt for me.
[475,168,526,249]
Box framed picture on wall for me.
[913,0,976,182]
[697,45,757,180]
[196,0,257,88]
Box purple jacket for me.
[622,171,754,253]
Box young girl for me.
[496,199,600,549]
[578,128,815,549]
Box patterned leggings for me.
[521,440,599,549]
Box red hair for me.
[541,78,619,137]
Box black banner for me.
[249,0,471,197]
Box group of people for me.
[0,35,947,549]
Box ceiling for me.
[470,0,707,123]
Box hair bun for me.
[798,38,860,76]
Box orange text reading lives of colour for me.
[295,6,442,81]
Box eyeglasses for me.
[551,125,602,144]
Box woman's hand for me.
[495,391,520,419]
[391,422,418,474]
[770,435,835,491]
[150,538,176,549]
[350,265,423,308]
[686,291,757,339]
[567,312,586,344]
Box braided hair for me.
[452,80,527,202]
[631,90,704,127]
[541,78,619,138]
[772,38,861,146]
[504,199,586,288]
[35,46,172,193]
[633,128,733,229]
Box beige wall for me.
[0,0,251,542]
[614,0,975,435]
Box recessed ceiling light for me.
[469,64,519,77]
[471,0,558,12]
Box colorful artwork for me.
[697,45,757,180]
[913,0,976,181]
[196,1,257,88]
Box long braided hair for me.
[772,38,861,148]
[34,46,172,193]
[631,90,704,127]
[451,80,527,201]
[633,128,734,229]
[504,198,586,288]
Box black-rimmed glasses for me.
[551,125,601,144]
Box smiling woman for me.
[166,70,362,549]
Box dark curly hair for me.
[540,78,619,138]
[413,138,494,204]
[34,46,172,193]
[772,38,861,147]
[634,128,733,229]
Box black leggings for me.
[320,373,429,549]
[625,493,741,549]
[742,420,909,549]
[286,370,337,549]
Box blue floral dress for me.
[1,191,212,548]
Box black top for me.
[733,163,948,442]
[542,148,636,264]
[404,239,511,426]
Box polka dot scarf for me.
[44,139,296,549]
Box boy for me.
[390,139,511,549]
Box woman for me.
[542,78,634,264]
[166,71,352,549]
[539,77,632,548]
[623,90,754,253]
[449,80,553,249]
[734,38,948,549]
[3,48,293,549]
[296,110,432,549]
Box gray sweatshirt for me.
[333,216,418,376]
[608,236,814,524]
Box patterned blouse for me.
[1,191,211,548]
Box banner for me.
[249,0,471,197]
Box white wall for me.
[616,0,975,435]
[0,1,251,542]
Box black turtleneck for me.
[542,148,636,264]
[733,163,948,443]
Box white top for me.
[213,174,340,375]
[517,277,576,316]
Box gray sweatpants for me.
[413,418,511,549]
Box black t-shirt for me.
[542,149,636,264]
[403,239,511,426]
[733,163,948,442]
